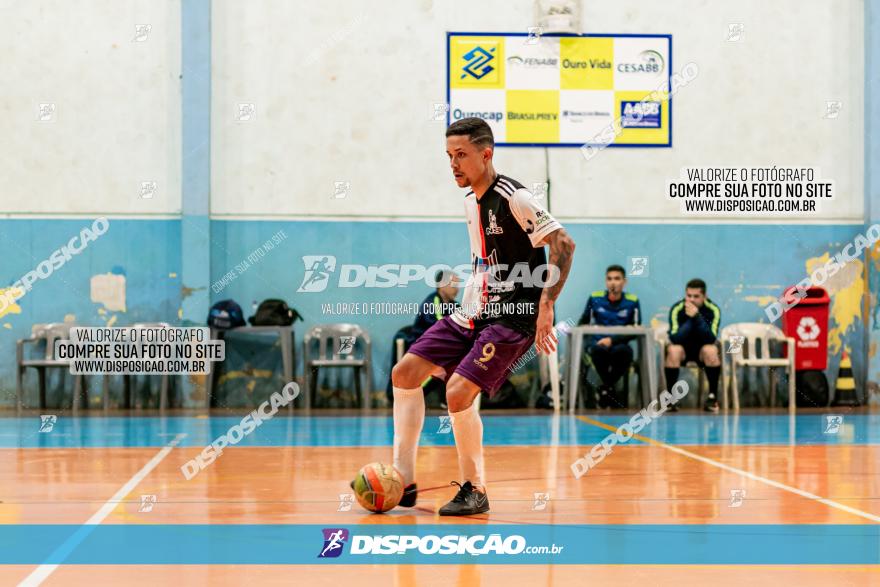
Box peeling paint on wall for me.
[806,252,863,355]
[90,273,127,312]
[0,287,23,320]
[181,285,205,300]
[743,295,778,307]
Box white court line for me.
[576,415,880,524]
[19,433,187,587]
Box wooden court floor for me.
[0,410,877,585]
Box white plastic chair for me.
[720,323,795,413]
[16,322,88,413]
[303,323,372,410]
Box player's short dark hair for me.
[686,278,706,293]
[606,264,626,278]
[446,117,494,149]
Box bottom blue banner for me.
[1,524,877,565]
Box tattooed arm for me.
[534,227,576,353]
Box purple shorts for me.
[406,317,534,396]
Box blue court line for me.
[1,524,877,565]
[0,414,877,448]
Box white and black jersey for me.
[451,174,563,336]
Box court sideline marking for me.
[18,433,187,587]
[575,415,880,524]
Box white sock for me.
[392,386,425,486]
[450,403,485,490]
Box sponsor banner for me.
[4,524,878,565]
[448,32,671,147]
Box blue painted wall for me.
[0,218,866,407]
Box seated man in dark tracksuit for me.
[578,264,641,408]
[665,278,722,413]
[386,270,459,404]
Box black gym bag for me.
[248,299,303,326]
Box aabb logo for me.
[796,316,821,344]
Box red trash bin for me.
[780,286,830,371]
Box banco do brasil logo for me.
[461,46,496,80]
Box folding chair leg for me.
[769,368,777,408]
[160,375,169,411]
[363,367,372,410]
[38,368,47,409]
[309,367,319,408]
[722,359,729,411]
[353,366,363,409]
[72,373,82,415]
[16,366,24,414]
[731,361,740,411]
[16,343,24,414]
[103,375,110,413]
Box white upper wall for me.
[0,0,861,220]
[0,0,181,215]
[212,0,864,221]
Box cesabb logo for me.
[618,50,665,74]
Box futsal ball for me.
[352,462,403,513]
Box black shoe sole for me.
[438,504,490,516]
[438,495,490,516]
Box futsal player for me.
[389,117,576,515]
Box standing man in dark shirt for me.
[665,278,722,413]
[578,264,641,408]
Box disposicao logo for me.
[318,528,349,558]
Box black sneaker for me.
[596,386,612,410]
[438,481,489,516]
[398,483,418,507]
[703,394,719,413]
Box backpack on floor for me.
[795,370,829,408]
